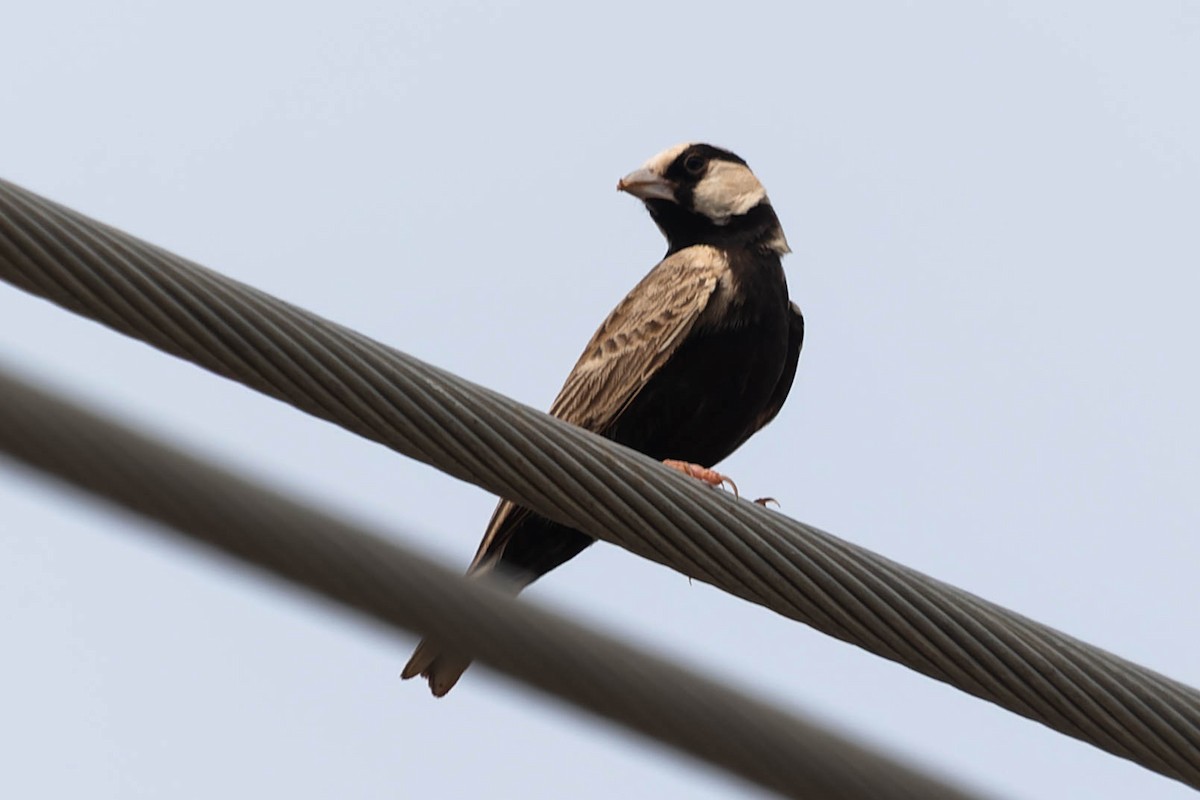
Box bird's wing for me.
[466,498,530,574]
[465,247,726,576]
[548,245,727,431]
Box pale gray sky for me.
[2,2,1199,798]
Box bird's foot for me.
[663,459,739,498]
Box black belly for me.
[494,250,792,585]
[605,318,789,466]
[495,317,788,584]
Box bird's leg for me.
[662,459,739,498]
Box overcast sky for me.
[3,2,1199,798]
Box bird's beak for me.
[616,168,677,202]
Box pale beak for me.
[616,168,677,202]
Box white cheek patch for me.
[691,161,768,225]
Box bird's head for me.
[617,142,789,256]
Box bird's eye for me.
[683,154,706,174]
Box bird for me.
[402,142,804,696]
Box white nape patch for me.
[692,160,768,225]
[641,142,693,175]
[762,227,791,256]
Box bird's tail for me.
[401,506,594,696]
[400,638,473,697]
[400,559,526,697]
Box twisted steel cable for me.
[1,177,1198,788]
[0,365,989,800]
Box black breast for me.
[605,249,791,467]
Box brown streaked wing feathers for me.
[467,498,528,573]
[548,247,726,430]
[468,247,727,572]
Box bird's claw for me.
[753,497,779,508]
[663,459,739,498]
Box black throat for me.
[646,201,785,257]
